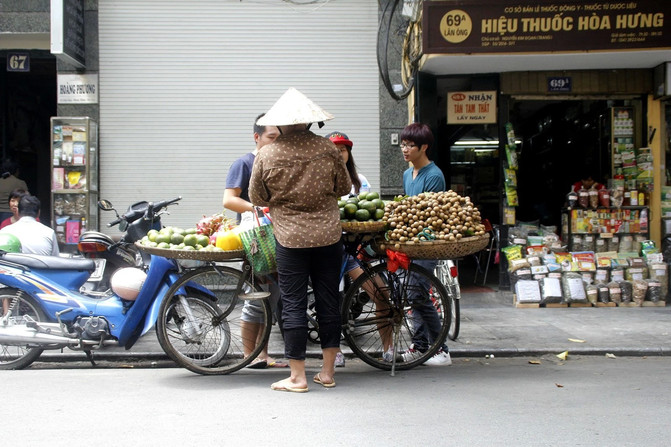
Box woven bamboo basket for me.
[373,234,490,260]
[341,220,387,234]
[135,242,245,261]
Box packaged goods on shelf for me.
[648,263,668,301]
[646,280,662,303]
[607,281,622,303]
[585,285,599,305]
[597,283,610,303]
[632,280,648,306]
[661,186,671,201]
[507,237,667,307]
[611,268,625,282]
[540,276,562,305]
[515,280,541,303]
[594,268,609,283]
[561,272,588,304]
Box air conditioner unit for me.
[653,62,671,99]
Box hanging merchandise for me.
[503,122,519,214]
[505,122,517,149]
[611,107,636,179]
[504,168,517,187]
[505,145,518,170]
[505,184,519,206]
[503,206,516,225]
[636,147,653,181]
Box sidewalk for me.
[40,286,671,363]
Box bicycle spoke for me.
[157,266,272,375]
[342,262,450,371]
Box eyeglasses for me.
[400,142,417,149]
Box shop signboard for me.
[423,0,671,55]
[57,74,98,104]
[447,90,497,124]
[50,0,86,68]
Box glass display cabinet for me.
[50,117,99,247]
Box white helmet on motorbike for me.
[110,267,147,301]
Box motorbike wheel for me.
[156,266,272,375]
[0,289,46,370]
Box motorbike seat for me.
[1,253,96,271]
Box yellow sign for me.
[447,90,497,124]
[439,9,473,44]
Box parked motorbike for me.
[77,200,166,294]
[0,197,224,370]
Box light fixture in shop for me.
[453,139,522,147]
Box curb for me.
[37,346,671,363]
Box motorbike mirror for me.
[119,220,128,232]
[98,200,114,211]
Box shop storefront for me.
[418,0,671,303]
[0,7,58,222]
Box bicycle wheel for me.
[306,282,320,344]
[434,260,461,341]
[0,289,45,370]
[156,265,272,375]
[342,262,450,371]
[377,0,423,100]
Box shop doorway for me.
[0,51,56,218]
[508,98,641,230]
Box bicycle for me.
[337,232,452,374]
[434,259,461,341]
[157,231,452,376]
[156,259,274,375]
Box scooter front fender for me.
[141,271,181,336]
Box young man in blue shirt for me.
[223,114,286,369]
[399,122,452,366]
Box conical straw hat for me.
[256,87,334,126]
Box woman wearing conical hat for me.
[250,88,352,392]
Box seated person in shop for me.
[0,195,59,256]
[572,168,604,192]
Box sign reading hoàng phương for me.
[57,74,98,104]
[447,91,497,124]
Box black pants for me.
[276,239,343,360]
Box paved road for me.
[15,356,671,446]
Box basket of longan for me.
[374,191,490,260]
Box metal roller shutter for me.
[98,0,379,231]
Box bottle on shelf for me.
[640,208,648,233]
[629,187,638,206]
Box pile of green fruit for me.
[339,191,386,222]
[138,226,224,252]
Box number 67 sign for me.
[7,53,30,72]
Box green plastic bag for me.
[239,214,277,275]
